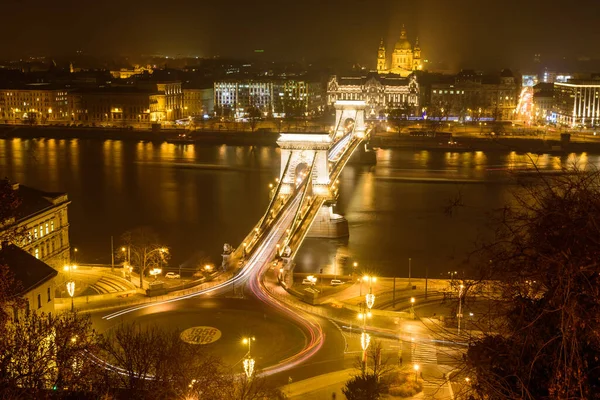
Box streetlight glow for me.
[243,358,255,378]
[366,293,375,309]
[360,331,371,351]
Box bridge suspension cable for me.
[256,151,293,233]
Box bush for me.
[386,371,423,398]
[388,380,423,397]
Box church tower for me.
[377,38,386,72]
[413,37,421,71]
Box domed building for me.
[377,25,422,77]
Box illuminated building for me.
[183,85,214,117]
[0,244,58,318]
[0,83,70,123]
[554,79,600,127]
[327,73,419,118]
[376,25,422,77]
[430,69,519,121]
[109,65,153,79]
[213,78,323,118]
[0,183,71,271]
[69,88,158,126]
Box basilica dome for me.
[394,39,412,51]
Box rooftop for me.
[0,244,58,294]
[12,183,69,222]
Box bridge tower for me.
[276,133,332,196]
[333,100,367,139]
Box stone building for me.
[0,83,70,123]
[0,244,58,319]
[327,72,420,118]
[430,69,519,121]
[554,78,600,127]
[1,183,71,270]
[376,25,422,77]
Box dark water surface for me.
[0,138,595,278]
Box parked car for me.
[330,279,343,286]
[165,272,180,279]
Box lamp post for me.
[409,297,416,319]
[242,337,256,379]
[66,281,75,311]
[408,258,412,286]
[358,303,372,374]
[73,247,78,263]
[413,364,420,382]
[457,284,464,335]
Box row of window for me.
[33,234,63,260]
[28,220,55,242]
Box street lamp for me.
[242,336,255,357]
[413,364,420,382]
[66,281,75,311]
[457,284,464,334]
[242,337,256,379]
[410,297,416,319]
[243,358,255,379]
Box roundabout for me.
[93,296,307,370]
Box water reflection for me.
[3,138,600,277]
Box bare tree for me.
[463,168,600,399]
[120,227,169,289]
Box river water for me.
[0,138,596,279]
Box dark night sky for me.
[2,0,599,69]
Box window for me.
[35,248,39,259]
[37,294,41,309]
[47,287,51,302]
[39,225,43,237]
[34,227,38,239]
[45,223,49,234]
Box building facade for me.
[1,183,71,271]
[327,73,420,118]
[430,69,519,121]
[213,79,324,118]
[0,245,58,318]
[183,87,214,117]
[553,79,600,127]
[0,84,70,123]
[70,88,158,126]
[376,25,422,77]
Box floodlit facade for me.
[0,84,70,123]
[0,183,71,270]
[554,80,600,127]
[376,25,422,77]
[213,79,324,118]
[327,73,419,118]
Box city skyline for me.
[2,0,600,70]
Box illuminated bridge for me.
[103,100,371,374]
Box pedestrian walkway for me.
[282,368,355,399]
[410,336,438,366]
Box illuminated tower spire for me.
[377,38,386,72]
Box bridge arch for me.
[334,100,366,139]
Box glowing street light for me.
[365,293,375,309]
[243,357,255,378]
[66,281,75,311]
[360,331,371,351]
[457,284,464,334]
[242,336,255,357]
[413,364,420,382]
[242,337,256,378]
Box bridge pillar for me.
[277,133,332,196]
[334,100,367,139]
[307,203,349,238]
